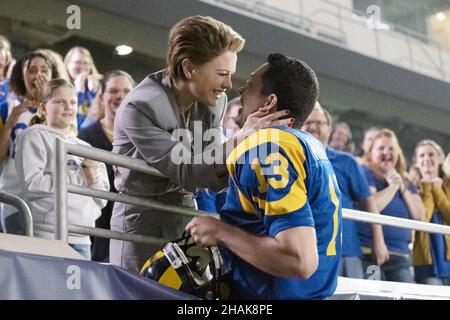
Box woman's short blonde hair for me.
[166,16,245,80]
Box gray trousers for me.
[338,256,364,279]
[110,192,195,274]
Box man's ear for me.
[181,59,195,80]
[263,94,278,111]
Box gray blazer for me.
[113,71,228,197]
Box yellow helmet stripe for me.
[140,250,165,274]
[159,266,182,289]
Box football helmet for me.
[140,233,229,300]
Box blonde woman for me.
[411,140,450,285]
[359,129,425,282]
[64,46,102,129]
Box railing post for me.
[55,138,68,242]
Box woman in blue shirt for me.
[360,129,424,283]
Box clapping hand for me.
[386,169,405,193]
[74,71,89,93]
[4,100,33,130]
[30,73,47,104]
[86,74,98,92]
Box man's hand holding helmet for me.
[185,216,225,247]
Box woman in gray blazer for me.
[111,16,292,272]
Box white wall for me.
[224,0,450,82]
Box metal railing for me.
[0,191,33,236]
[344,208,450,236]
[200,0,449,82]
[52,139,450,248]
[54,139,217,245]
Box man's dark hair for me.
[260,53,319,125]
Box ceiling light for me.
[115,45,133,56]
[436,12,446,21]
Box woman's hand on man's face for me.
[236,108,294,141]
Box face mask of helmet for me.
[140,234,229,300]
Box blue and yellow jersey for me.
[76,90,96,130]
[221,127,342,300]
